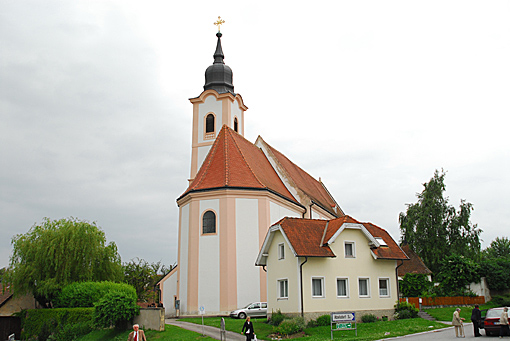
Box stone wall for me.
[133,308,165,331]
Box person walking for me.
[471,304,482,337]
[127,324,147,341]
[453,308,465,338]
[241,316,255,340]
[500,307,509,338]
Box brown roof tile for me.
[276,216,407,260]
[261,141,340,216]
[397,243,433,276]
[180,126,297,202]
[0,284,13,307]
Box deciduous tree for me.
[123,257,174,303]
[7,217,123,307]
[399,169,482,274]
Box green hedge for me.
[20,307,94,340]
[55,281,137,308]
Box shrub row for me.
[19,307,94,340]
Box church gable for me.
[255,137,342,218]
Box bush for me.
[361,314,377,323]
[55,281,137,308]
[47,320,94,341]
[19,307,94,340]
[94,291,139,328]
[269,309,286,326]
[394,301,419,319]
[316,314,330,326]
[492,294,510,307]
[274,317,305,336]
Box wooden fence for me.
[400,296,485,309]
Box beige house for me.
[255,216,408,321]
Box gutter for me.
[395,260,405,299]
[299,256,308,318]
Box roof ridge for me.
[226,127,266,188]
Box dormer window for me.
[234,117,238,132]
[205,113,215,139]
[375,237,387,246]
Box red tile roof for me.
[397,243,432,276]
[261,140,340,216]
[273,216,407,260]
[279,218,335,257]
[180,125,297,203]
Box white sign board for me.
[199,306,205,315]
[331,312,355,322]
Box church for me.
[160,26,349,317]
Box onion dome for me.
[204,32,234,94]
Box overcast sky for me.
[1,1,509,270]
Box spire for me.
[204,30,234,94]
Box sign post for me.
[199,306,205,336]
[330,311,357,339]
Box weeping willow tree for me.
[7,217,123,307]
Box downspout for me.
[300,256,308,318]
[395,260,404,300]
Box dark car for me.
[483,307,506,336]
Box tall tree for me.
[123,257,174,302]
[482,237,510,260]
[7,217,123,306]
[399,169,482,274]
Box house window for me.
[312,277,324,298]
[234,117,238,132]
[202,210,216,234]
[336,278,349,298]
[375,237,387,246]
[278,279,288,299]
[358,278,370,297]
[379,278,390,297]
[345,242,355,258]
[278,243,285,260]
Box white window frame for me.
[278,243,285,260]
[277,279,288,299]
[344,241,355,258]
[336,277,349,298]
[311,277,325,298]
[378,277,390,297]
[358,277,370,298]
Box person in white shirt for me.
[127,324,147,341]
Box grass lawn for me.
[179,316,448,340]
[424,301,500,321]
[76,324,217,341]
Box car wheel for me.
[238,312,246,319]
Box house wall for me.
[266,228,398,321]
[266,230,300,315]
[0,295,37,316]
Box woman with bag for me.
[241,316,255,340]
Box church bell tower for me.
[188,23,248,182]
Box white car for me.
[230,302,267,319]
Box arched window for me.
[234,117,238,132]
[202,210,216,234]
[206,114,215,133]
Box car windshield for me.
[486,309,504,318]
[243,303,254,309]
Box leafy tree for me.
[7,217,123,307]
[94,291,139,329]
[123,257,174,302]
[399,169,482,274]
[435,254,480,296]
[482,237,510,260]
[399,273,431,297]
[479,259,510,291]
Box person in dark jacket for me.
[471,304,482,337]
[241,316,255,340]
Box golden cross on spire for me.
[214,16,225,32]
